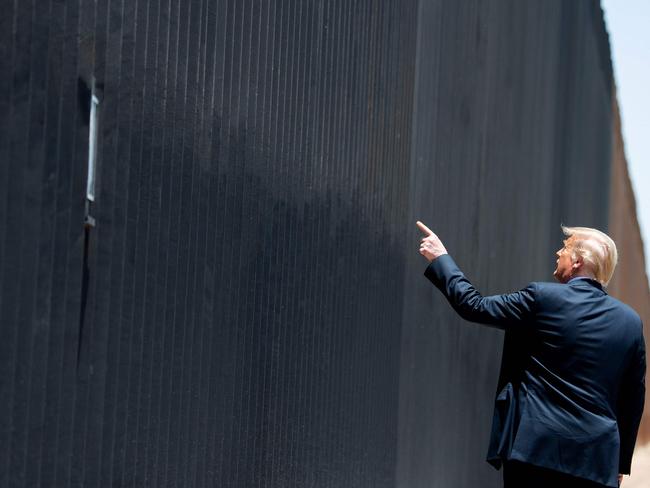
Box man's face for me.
[553,236,577,283]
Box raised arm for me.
[424,254,536,329]
[417,221,536,329]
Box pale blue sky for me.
[601,0,650,280]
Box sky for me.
[601,1,650,281]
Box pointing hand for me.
[417,221,448,263]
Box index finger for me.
[416,221,433,236]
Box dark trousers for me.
[503,460,612,488]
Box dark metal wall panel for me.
[397,1,612,487]
[1,1,417,487]
[0,0,88,486]
[0,1,614,488]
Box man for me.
[417,221,646,488]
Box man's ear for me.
[572,255,584,269]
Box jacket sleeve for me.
[423,254,536,329]
[617,330,646,474]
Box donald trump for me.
[417,222,645,488]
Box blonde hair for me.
[561,225,618,286]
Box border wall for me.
[0,1,645,487]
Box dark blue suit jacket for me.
[424,254,646,487]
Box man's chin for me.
[553,272,570,284]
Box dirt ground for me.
[623,443,650,487]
